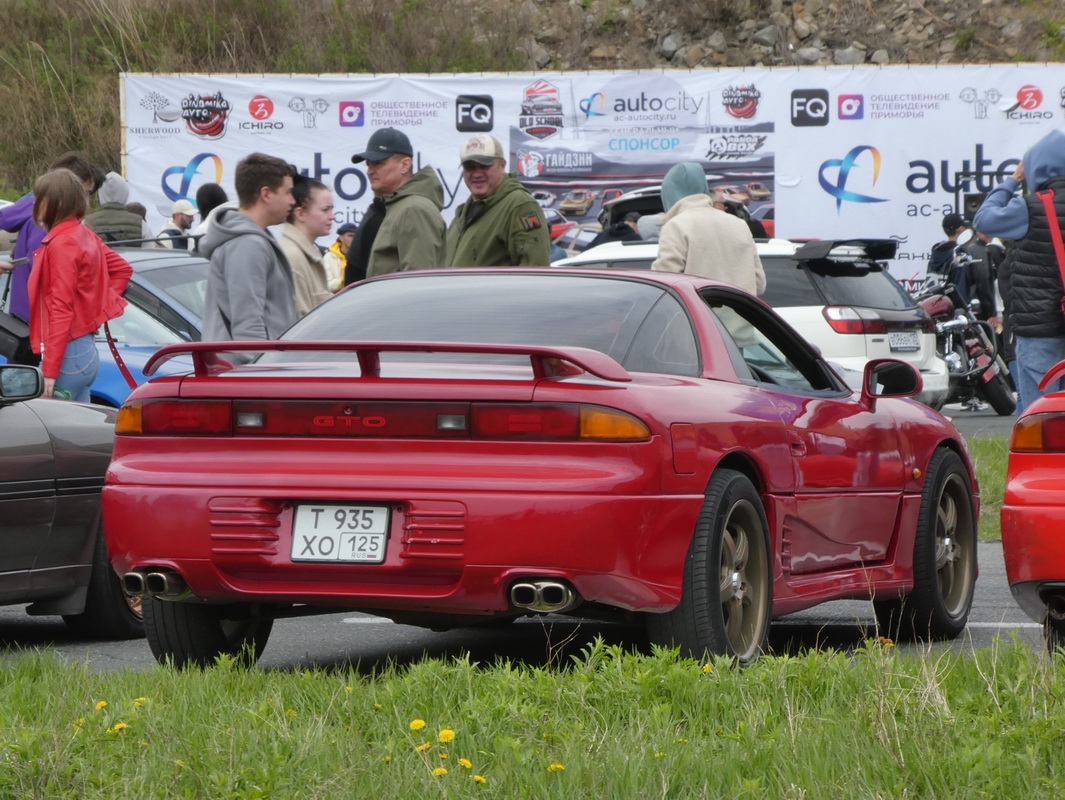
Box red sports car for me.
[103,269,979,667]
[1002,361,1065,650]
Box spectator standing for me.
[445,134,551,267]
[586,211,641,250]
[127,202,147,221]
[652,162,765,296]
[960,229,1005,321]
[927,213,971,300]
[973,128,1065,412]
[27,169,132,400]
[0,152,104,365]
[84,172,153,245]
[349,127,445,278]
[323,222,355,292]
[157,199,197,249]
[190,183,231,241]
[280,176,335,318]
[199,153,296,349]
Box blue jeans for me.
[54,334,99,403]
[1014,335,1065,414]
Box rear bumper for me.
[1002,503,1065,622]
[103,485,702,615]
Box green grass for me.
[1,639,1063,797]
[969,434,1009,541]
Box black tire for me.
[874,449,977,641]
[143,596,274,668]
[1046,616,1065,655]
[646,469,772,664]
[980,370,1016,416]
[63,524,144,640]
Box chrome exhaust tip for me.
[509,579,580,614]
[121,572,146,596]
[145,571,190,599]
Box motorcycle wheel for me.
[981,370,1017,416]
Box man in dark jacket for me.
[927,212,971,301]
[973,128,1065,412]
[586,211,641,250]
[445,134,551,267]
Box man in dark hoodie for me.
[926,212,971,300]
[199,153,296,351]
[445,134,550,267]
[349,127,445,277]
[973,128,1065,412]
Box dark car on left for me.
[0,363,142,638]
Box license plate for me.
[888,331,921,352]
[291,504,390,563]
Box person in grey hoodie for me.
[199,153,296,350]
[973,128,1065,412]
[350,127,446,277]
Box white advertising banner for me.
[123,67,1065,280]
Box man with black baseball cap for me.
[927,211,970,288]
[345,127,445,281]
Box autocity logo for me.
[339,101,365,127]
[959,87,1001,119]
[1005,84,1054,121]
[517,149,545,177]
[791,89,829,126]
[722,84,760,119]
[160,153,224,203]
[706,134,766,160]
[578,92,607,118]
[181,91,232,139]
[838,94,864,120]
[240,94,284,132]
[818,145,888,213]
[518,79,564,140]
[456,94,493,131]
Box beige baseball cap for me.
[171,199,197,216]
[459,134,505,166]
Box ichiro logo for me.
[819,145,888,213]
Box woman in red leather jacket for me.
[28,168,132,401]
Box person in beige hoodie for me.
[280,176,335,318]
[651,161,765,296]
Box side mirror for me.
[860,359,921,407]
[0,364,44,404]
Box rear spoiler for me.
[792,239,898,261]
[143,340,633,383]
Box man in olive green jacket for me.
[445,134,551,267]
[351,127,446,277]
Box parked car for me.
[0,363,143,638]
[531,190,556,209]
[558,189,596,217]
[1001,362,1065,651]
[751,204,775,237]
[542,208,576,241]
[104,268,977,667]
[745,182,772,201]
[598,185,664,229]
[601,188,624,204]
[718,185,751,205]
[117,246,208,341]
[552,239,950,409]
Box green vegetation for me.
[954,26,976,50]
[970,434,1009,541]
[1042,19,1065,53]
[1,639,1062,797]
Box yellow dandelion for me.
[133,697,147,708]
[439,753,449,760]
[702,664,712,673]
[416,742,432,753]
[382,755,392,764]
[373,703,382,710]
[676,737,689,744]
[548,762,565,772]
[176,760,187,768]
[285,708,298,718]
[654,751,665,758]
[344,686,353,694]
[410,718,426,731]
[458,758,473,769]
[432,767,448,777]
[94,700,107,711]
[878,636,896,649]
[474,775,487,784]
[438,728,455,743]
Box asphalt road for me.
[0,543,1041,673]
[939,399,1017,439]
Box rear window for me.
[761,256,916,311]
[135,260,209,317]
[277,273,699,376]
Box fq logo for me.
[791,89,828,126]
[819,145,888,213]
[456,95,493,131]
[161,153,224,203]
[339,101,365,127]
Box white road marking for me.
[965,621,1041,629]
[343,617,393,624]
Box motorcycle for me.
[912,248,1016,416]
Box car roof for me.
[111,246,211,272]
[552,238,895,267]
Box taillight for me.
[232,401,471,437]
[1010,413,1065,452]
[472,404,649,441]
[822,306,888,335]
[116,400,233,435]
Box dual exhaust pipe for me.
[509,579,580,614]
[122,570,191,600]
